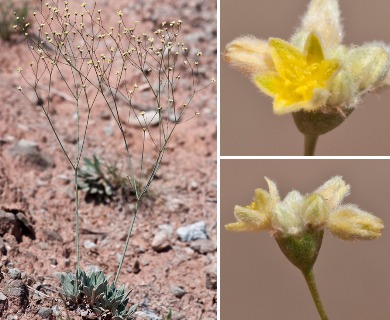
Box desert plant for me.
[77,155,153,203]
[60,269,137,319]
[16,0,213,317]
[0,0,29,40]
[77,155,115,199]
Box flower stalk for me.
[304,134,318,157]
[302,269,329,320]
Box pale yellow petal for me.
[315,176,350,210]
[225,221,255,232]
[224,36,274,75]
[234,205,270,230]
[253,188,271,213]
[264,177,280,204]
[328,205,384,240]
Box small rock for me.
[10,139,53,169]
[7,315,18,320]
[151,230,171,252]
[42,230,63,242]
[190,181,198,190]
[159,224,174,236]
[37,242,49,250]
[165,198,185,212]
[38,307,53,319]
[83,240,97,249]
[4,279,28,308]
[52,305,60,316]
[190,239,216,254]
[135,309,161,320]
[177,221,208,242]
[8,268,21,280]
[0,236,7,255]
[132,260,141,274]
[169,285,186,298]
[49,258,58,266]
[0,135,15,145]
[100,111,111,120]
[0,291,7,301]
[103,125,114,137]
[205,265,217,290]
[0,210,19,238]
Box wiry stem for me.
[302,268,329,320]
[304,134,318,156]
[114,201,139,285]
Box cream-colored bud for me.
[298,0,343,48]
[327,70,356,107]
[224,36,274,75]
[272,191,304,235]
[301,194,329,228]
[346,45,389,92]
[327,205,384,240]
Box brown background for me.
[221,160,390,319]
[221,0,390,155]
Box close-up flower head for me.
[223,0,390,155]
[226,176,383,241]
[225,174,384,319]
[225,0,390,116]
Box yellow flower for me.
[226,176,384,240]
[225,0,390,115]
[254,33,339,114]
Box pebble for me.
[83,240,97,249]
[151,230,171,252]
[38,307,53,319]
[8,268,21,280]
[4,279,28,307]
[205,265,217,290]
[176,221,208,242]
[151,224,173,252]
[190,239,216,254]
[0,291,7,301]
[165,198,185,212]
[10,139,53,169]
[103,125,114,137]
[42,229,63,242]
[0,210,18,238]
[169,285,186,298]
[135,309,161,320]
[0,236,7,255]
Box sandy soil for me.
[0,0,217,319]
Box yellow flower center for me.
[254,33,339,114]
